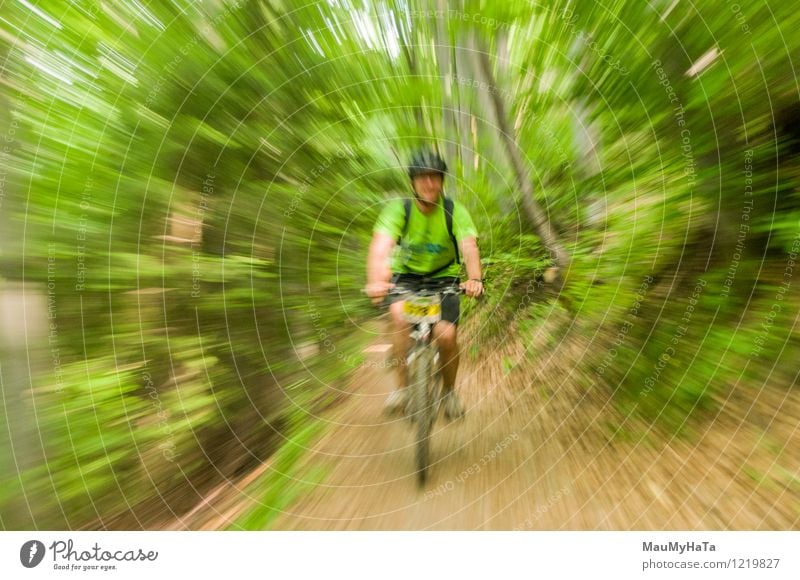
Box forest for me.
[1,0,798,530]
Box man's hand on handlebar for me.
[364,281,395,305]
[461,279,484,298]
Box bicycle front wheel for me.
[409,343,435,486]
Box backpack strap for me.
[398,198,412,244]
[443,197,460,265]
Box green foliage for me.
[1,0,799,529]
[9,360,170,526]
[228,409,328,530]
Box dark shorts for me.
[386,273,461,326]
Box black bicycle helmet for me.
[408,149,447,178]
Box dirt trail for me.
[272,312,800,530]
[170,317,800,530]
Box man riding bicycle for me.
[365,149,484,420]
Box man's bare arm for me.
[460,236,483,297]
[366,232,396,303]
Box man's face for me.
[412,172,443,204]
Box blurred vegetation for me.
[1,0,798,529]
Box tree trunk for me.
[469,33,571,272]
[454,38,475,176]
[434,0,458,167]
[396,10,424,128]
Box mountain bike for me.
[386,283,464,486]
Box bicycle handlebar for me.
[361,277,486,307]
[384,284,465,297]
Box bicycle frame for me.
[368,280,478,485]
[389,284,460,486]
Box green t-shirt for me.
[374,197,478,278]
